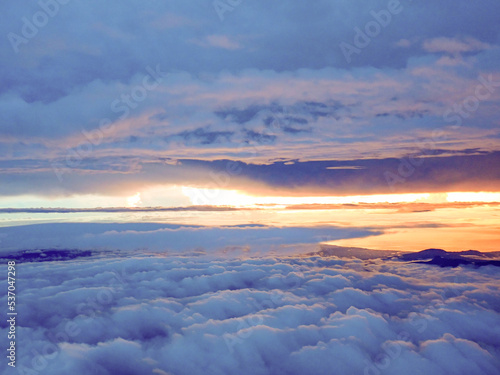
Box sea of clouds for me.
[1,251,499,375]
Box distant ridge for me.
[315,245,500,268]
[398,248,500,268]
[0,249,94,263]
[417,256,500,268]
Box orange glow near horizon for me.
[181,187,500,208]
[1,188,498,252]
[181,187,433,207]
[326,226,500,252]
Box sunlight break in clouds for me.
[126,193,142,207]
[181,187,432,207]
[181,188,500,208]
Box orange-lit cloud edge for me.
[180,188,500,208]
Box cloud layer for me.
[0,223,379,253]
[2,251,499,375]
[1,1,500,199]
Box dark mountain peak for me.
[417,256,500,268]
[399,248,447,261]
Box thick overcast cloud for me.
[1,1,500,198]
[0,222,378,253]
[1,251,499,375]
[2,152,500,197]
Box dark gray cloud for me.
[217,101,343,128]
[1,151,500,197]
[376,109,430,120]
[215,105,266,125]
[178,151,500,195]
[2,0,499,104]
[172,127,234,145]
[281,126,311,134]
[244,130,276,144]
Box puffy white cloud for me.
[2,251,499,375]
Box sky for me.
[1,0,500,201]
[1,0,500,251]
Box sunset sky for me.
[1,0,500,251]
[2,2,500,375]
